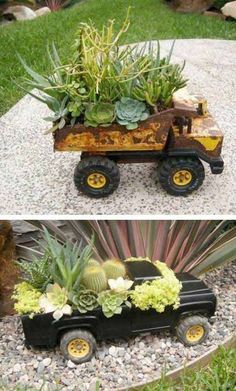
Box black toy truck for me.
[21,261,216,364]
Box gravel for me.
[0,262,235,391]
[0,39,236,215]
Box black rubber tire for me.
[176,315,210,346]
[60,329,96,364]
[74,156,120,198]
[158,157,205,196]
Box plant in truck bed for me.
[13,229,182,320]
[17,8,187,132]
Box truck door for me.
[98,305,132,339]
[131,307,174,334]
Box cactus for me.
[81,265,107,293]
[87,259,100,267]
[102,259,126,280]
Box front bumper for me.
[210,157,224,174]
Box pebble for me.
[42,358,52,367]
[0,262,235,391]
[67,360,76,369]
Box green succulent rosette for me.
[69,289,99,313]
[84,102,115,127]
[115,97,150,130]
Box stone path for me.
[0,39,236,215]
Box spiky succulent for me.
[84,102,115,127]
[69,289,98,313]
[97,290,130,318]
[17,255,52,292]
[115,97,150,130]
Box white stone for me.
[35,7,51,17]
[42,357,51,367]
[221,1,236,19]
[13,363,21,372]
[3,5,36,21]
[67,359,76,368]
[108,345,118,357]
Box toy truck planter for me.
[21,261,217,364]
[54,95,224,198]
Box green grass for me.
[135,347,236,391]
[0,0,236,116]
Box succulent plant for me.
[97,290,130,318]
[87,259,100,267]
[17,254,52,292]
[102,259,126,280]
[42,227,93,293]
[69,289,98,313]
[12,282,42,318]
[84,102,115,127]
[115,97,150,130]
[39,283,72,320]
[81,265,108,293]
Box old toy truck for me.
[54,93,224,198]
[21,261,216,364]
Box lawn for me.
[136,347,236,391]
[0,0,235,117]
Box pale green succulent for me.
[84,102,115,127]
[115,97,150,130]
[69,289,98,313]
[97,290,131,318]
[39,283,72,320]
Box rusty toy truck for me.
[54,93,224,198]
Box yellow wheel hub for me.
[68,338,90,358]
[186,325,205,342]
[87,173,107,189]
[173,170,192,186]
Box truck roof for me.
[126,260,210,295]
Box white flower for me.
[108,277,134,292]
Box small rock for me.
[222,1,236,19]
[35,7,51,17]
[2,5,36,21]
[37,362,45,374]
[61,376,71,386]
[67,360,76,369]
[42,357,51,367]
[13,363,21,372]
[108,345,118,357]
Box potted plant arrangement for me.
[17,9,224,198]
[13,228,217,364]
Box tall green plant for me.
[17,221,236,276]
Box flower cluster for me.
[130,262,182,313]
[12,282,41,318]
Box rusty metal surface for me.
[54,111,174,152]
[171,114,223,158]
[53,103,223,159]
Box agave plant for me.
[16,221,236,276]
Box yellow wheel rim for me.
[173,170,192,186]
[186,325,205,342]
[68,338,90,358]
[87,173,107,189]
